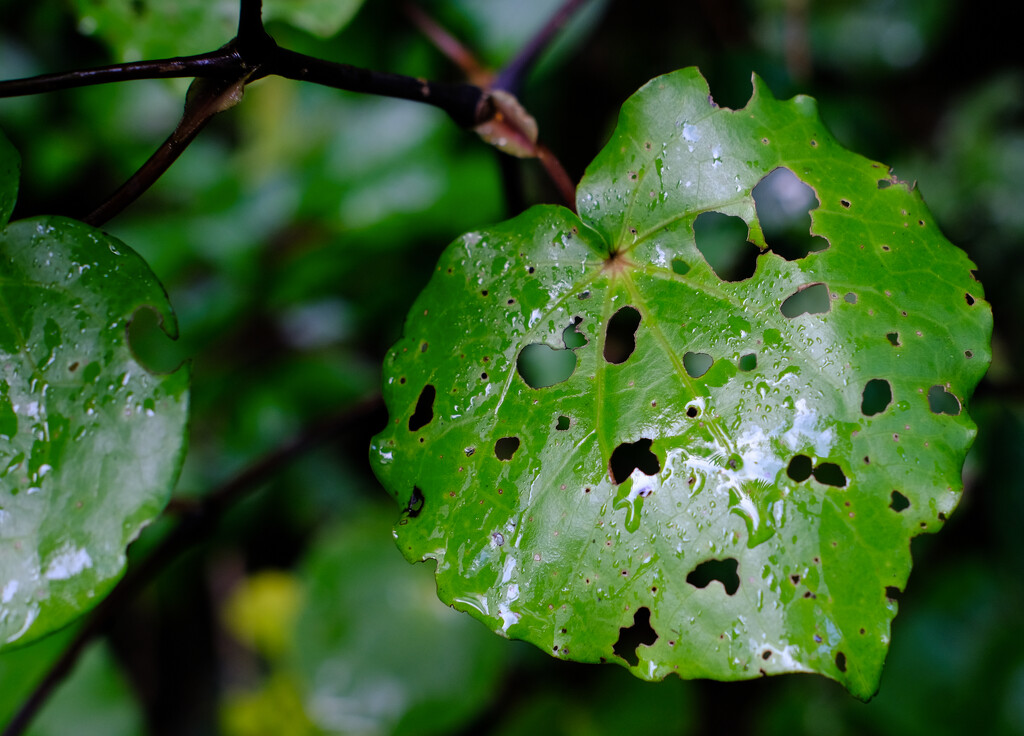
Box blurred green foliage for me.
[0,0,1022,733]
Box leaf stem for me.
[0,396,384,736]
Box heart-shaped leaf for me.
[370,68,991,698]
[0,129,189,649]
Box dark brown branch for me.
[269,47,491,129]
[494,0,593,94]
[0,396,384,736]
[0,50,242,98]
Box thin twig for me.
[85,74,250,226]
[0,50,241,98]
[493,0,592,95]
[0,396,384,736]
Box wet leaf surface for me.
[0,130,189,649]
[371,68,991,697]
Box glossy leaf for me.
[371,68,992,698]
[0,129,189,649]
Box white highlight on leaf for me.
[1,580,18,604]
[44,544,93,581]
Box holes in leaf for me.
[562,316,588,349]
[685,405,699,418]
[686,558,739,596]
[739,353,757,371]
[604,306,641,364]
[517,344,576,388]
[556,415,570,431]
[965,293,976,306]
[781,283,830,318]
[671,259,691,276]
[127,306,186,374]
[890,490,910,512]
[812,463,847,487]
[877,179,892,189]
[609,438,660,484]
[612,607,658,667]
[927,385,961,415]
[408,385,436,431]
[835,652,847,673]
[752,168,829,259]
[495,436,521,461]
[861,379,892,416]
[787,455,812,482]
[405,487,424,518]
[844,292,857,304]
[885,586,902,601]
[789,456,846,486]
[693,212,758,282]
[887,332,900,346]
[683,351,713,378]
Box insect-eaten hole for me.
[685,405,700,418]
[683,351,713,378]
[812,462,847,487]
[408,385,436,431]
[787,455,812,482]
[556,415,571,431]
[404,486,425,518]
[127,305,187,374]
[844,292,857,304]
[671,258,691,276]
[890,490,910,512]
[886,332,900,346]
[693,211,759,282]
[612,606,658,667]
[885,586,902,601]
[752,168,829,260]
[738,353,757,371]
[495,436,521,461]
[861,378,893,416]
[835,652,848,673]
[517,343,576,388]
[609,438,660,484]
[562,316,588,349]
[781,283,830,318]
[927,385,961,415]
[604,306,641,364]
[686,557,739,596]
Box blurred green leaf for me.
[371,67,991,698]
[291,508,507,736]
[0,629,144,736]
[71,0,365,61]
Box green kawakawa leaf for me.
[0,129,189,649]
[370,68,992,698]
